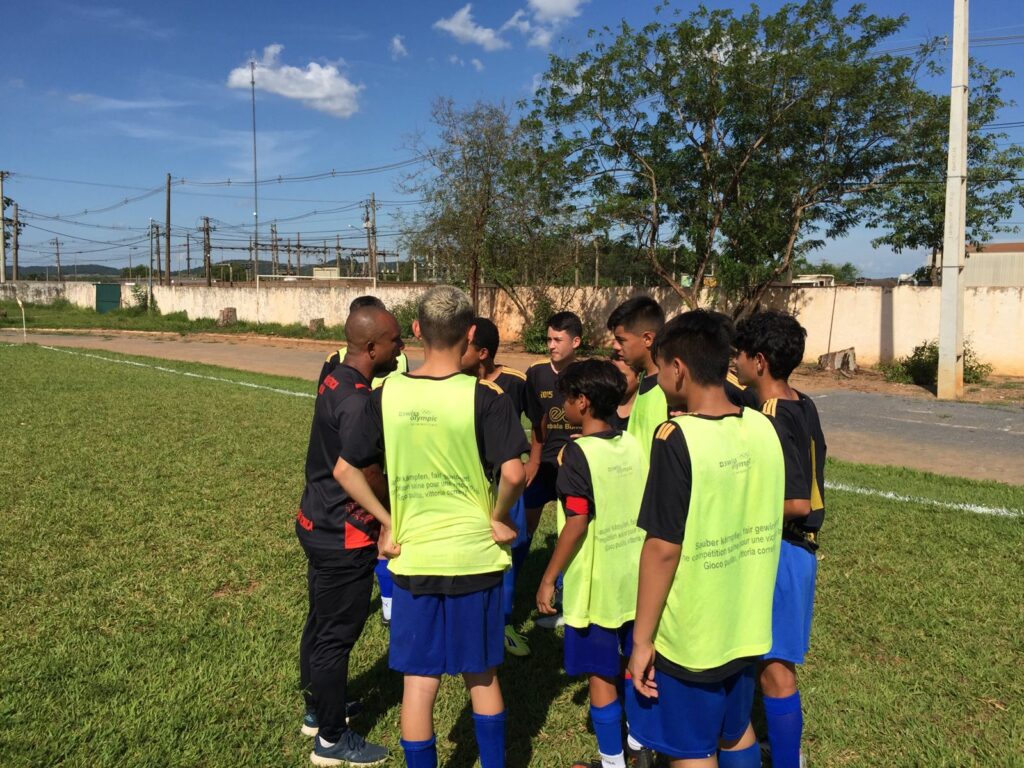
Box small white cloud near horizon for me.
[471,58,484,72]
[448,54,465,67]
[434,5,510,51]
[390,34,409,60]
[68,92,189,110]
[527,0,586,24]
[228,44,362,119]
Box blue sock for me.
[400,735,437,768]
[589,700,624,758]
[763,691,802,768]
[472,710,506,768]
[718,741,761,768]
[502,540,529,624]
[374,558,393,599]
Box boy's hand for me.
[378,527,401,559]
[536,580,557,614]
[628,641,658,698]
[490,517,518,545]
[524,460,539,487]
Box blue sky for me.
[1,0,1022,277]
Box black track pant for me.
[299,543,376,742]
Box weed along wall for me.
[3,281,1022,375]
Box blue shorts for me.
[389,582,504,676]
[508,496,529,548]
[522,462,557,509]
[564,622,633,678]
[626,666,755,759]
[766,541,818,664]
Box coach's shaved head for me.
[343,306,403,378]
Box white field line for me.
[33,344,315,400]
[6,342,1021,518]
[825,481,1021,518]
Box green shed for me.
[94,283,121,314]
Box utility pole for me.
[165,173,171,285]
[0,170,7,284]
[336,234,341,277]
[248,237,254,281]
[202,217,212,286]
[148,220,154,304]
[155,224,162,284]
[53,238,62,281]
[185,234,191,277]
[366,193,378,289]
[250,60,260,281]
[11,202,19,280]
[286,238,293,275]
[296,233,302,273]
[271,224,279,275]
[938,0,969,400]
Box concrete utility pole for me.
[0,170,7,283]
[186,234,191,277]
[53,238,62,281]
[154,224,162,284]
[271,224,279,275]
[11,202,19,280]
[165,173,171,285]
[286,238,293,275]
[938,0,969,400]
[250,60,260,278]
[296,233,302,273]
[148,221,154,306]
[336,234,341,276]
[366,193,378,289]
[202,217,212,286]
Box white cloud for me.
[471,58,485,72]
[501,10,531,35]
[448,54,465,67]
[62,4,172,40]
[227,44,362,119]
[390,35,408,60]
[433,4,510,52]
[527,0,586,23]
[69,93,189,110]
[527,27,554,48]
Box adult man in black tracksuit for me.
[296,304,403,766]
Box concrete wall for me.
[3,280,1022,375]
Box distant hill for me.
[8,264,121,278]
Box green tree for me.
[120,265,150,279]
[865,60,1024,282]
[527,0,929,315]
[400,98,575,314]
[792,256,860,283]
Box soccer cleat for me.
[536,612,565,629]
[301,701,364,736]
[310,731,388,766]
[626,744,656,768]
[504,624,531,656]
[571,761,602,768]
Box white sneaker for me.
[535,613,564,629]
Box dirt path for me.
[5,328,1023,485]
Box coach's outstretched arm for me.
[333,458,399,557]
[491,457,526,545]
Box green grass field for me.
[1,343,1021,767]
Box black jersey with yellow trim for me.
[493,365,528,419]
[760,393,826,550]
[525,359,584,464]
[725,372,760,409]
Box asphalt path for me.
[5,329,1023,484]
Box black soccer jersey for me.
[297,364,380,551]
[725,372,761,409]
[525,360,584,465]
[493,366,528,419]
[761,394,827,550]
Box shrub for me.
[882,339,992,386]
[522,296,556,354]
[391,299,418,339]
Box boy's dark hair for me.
[607,295,665,334]
[349,295,385,313]
[734,310,807,380]
[470,317,500,360]
[417,285,474,348]
[651,310,733,386]
[557,360,627,421]
[547,311,583,340]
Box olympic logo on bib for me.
[549,406,565,423]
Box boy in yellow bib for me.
[336,286,527,768]
[627,311,789,768]
[537,360,646,768]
